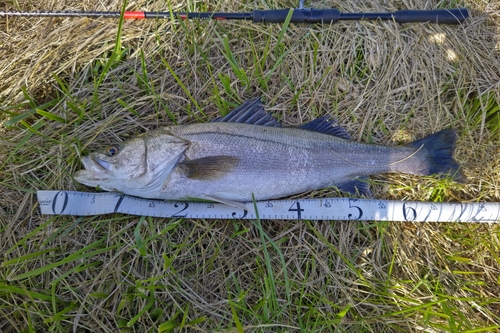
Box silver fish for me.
[74,99,465,208]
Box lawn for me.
[1,0,499,332]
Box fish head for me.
[74,130,189,195]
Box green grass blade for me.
[161,59,204,120]
[274,8,294,58]
[134,216,147,257]
[127,292,155,327]
[2,119,44,167]
[229,301,245,333]
[7,240,119,281]
[0,283,53,302]
[36,109,66,123]
[4,109,36,127]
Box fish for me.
[74,99,466,208]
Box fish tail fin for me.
[408,128,467,183]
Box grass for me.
[1,0,500,332]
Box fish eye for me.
[106,145,120,156]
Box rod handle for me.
[252,9,340,24]
[394,8,468,24]
[252,8,469,24]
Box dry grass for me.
[1,0,500,332]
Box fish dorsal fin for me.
[299,116,352,140]
[179,156,240,180]
[212,99,281,127]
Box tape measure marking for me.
[37,190,500,222]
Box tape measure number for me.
[37,191,500,222]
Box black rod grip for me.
[252,8,468,24]
[252,9,340,24]
[394,8,468,24]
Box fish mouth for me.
[89,155,110,170]
[74,155,110,183]
[80,155,110,171]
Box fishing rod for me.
[0,1,469,25]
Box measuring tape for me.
[37,190,500,222]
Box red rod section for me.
[123,11,145,19]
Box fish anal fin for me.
[299,116,352,140]
[337,178,372,197]
[179,156,240,180]
[212,99,281,127]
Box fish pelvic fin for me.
[408,129,467,183]
[184,195,252,212]
[204,194,252,212]
[179,155,240,180]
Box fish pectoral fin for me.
[204,194,252,212]
[337,178,373,197]
[179,155,240,180]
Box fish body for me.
[74,100,465,206]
